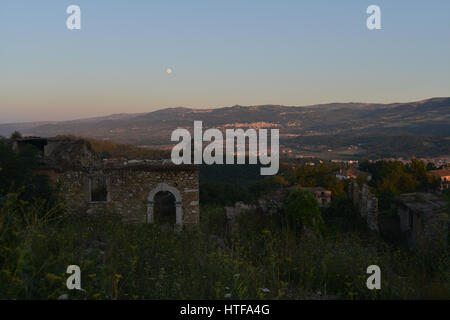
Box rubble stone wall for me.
[58,167,200,227]
[348,181,379,232]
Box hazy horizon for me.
[2,96,449,124]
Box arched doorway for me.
[153,191,176,227]
[147,183,183,231]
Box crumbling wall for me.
[348,181,379,232]
[44,138,103,170]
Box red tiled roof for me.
[430,168,450,177]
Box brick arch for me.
[146,182,183,231]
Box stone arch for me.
[147,182,183,230]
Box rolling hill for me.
[1,97,449,158]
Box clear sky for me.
[1,0,450,122]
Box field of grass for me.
[1,193,448,300]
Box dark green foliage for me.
[1,138,449,300]
[323,195,366,233]
[9,131,22,140]
[285,189,324,233]
[359,159,441,211]
[1,192,449,299]
[200,176,279,206]
[200,181,252,206]
[0,140,54,213]
[282,162,345,196]
[200,162,265,185]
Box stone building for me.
[348,181,379,232]
[396,193,448,249]
[12,137,200,231]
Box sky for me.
[1,0,450,123]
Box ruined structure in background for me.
[225,190,285,222]
[396,193,448,249]
[12,137,200,231]
[347,181,379,232]
[225,186,331,233]
[289,186,332,207]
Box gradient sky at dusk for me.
[1,0,450,122]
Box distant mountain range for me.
[2,97,449,159]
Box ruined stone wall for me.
[348,181,379,232]
[58,167,200,227]
[396,193,448,250]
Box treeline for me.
[359,159,441,211]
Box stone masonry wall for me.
[58,167,199,227]
[348,181,379,232]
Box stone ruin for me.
[12,137,200,231]
[396,193,448,249]
[225,186,332,233]
[348,181,379,232]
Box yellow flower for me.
[114,274,123,279]
[88,274,97,278]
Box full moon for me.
[166,68,173,74]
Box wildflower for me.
[233,274,240,278]
[260,288,270,293]
[114,274,123,279]
[224,293,232,298]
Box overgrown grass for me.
[0,194,449,299]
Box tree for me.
[0,141,52,205]
[285,189,324,234]
[409,158,440,191]
[10,131,22,139]
[284,163,345,196]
